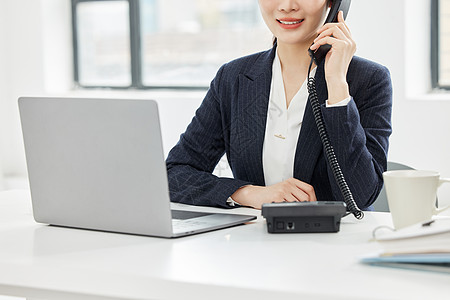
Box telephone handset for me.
[262,0,363,233]
[308,0,352,66]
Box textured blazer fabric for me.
[166,45,392,209]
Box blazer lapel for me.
[235,47,276,186]
[293,63,327,183]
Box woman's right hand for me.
[231,178,317,209]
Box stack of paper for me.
[361,218,450,274]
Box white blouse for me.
[262,50,350,186]
[262,51,316,186]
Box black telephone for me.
[262,0,363,234]
[308,0,352,66]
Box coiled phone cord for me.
[306,57,364,220]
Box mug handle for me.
[435,178,450,214]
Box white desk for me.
[1,189,449,300]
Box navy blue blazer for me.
[166,45,392,210]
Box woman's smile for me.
[276,18,304,29]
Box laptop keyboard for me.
[171,210,210,220]
[171,210,214,233]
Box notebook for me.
[18,97,256,238]
[360,217,450,274]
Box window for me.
[432,0,450,90]
[74,1,132,87]
[72,0,270,89]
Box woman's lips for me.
[276,18,304,29]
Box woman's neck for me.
[276,42,315,71]
[276,41,316,108]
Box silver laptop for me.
[18,97,256,238]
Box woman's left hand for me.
[309,10,356,104]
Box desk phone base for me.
[262,202,347,233]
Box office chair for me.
[372,161,415,212]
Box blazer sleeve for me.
[166,65,251,208]
[320,64,392,209]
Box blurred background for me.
[1,0,450,202]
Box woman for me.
[166,0,392,210]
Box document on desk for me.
[360,218,450,274]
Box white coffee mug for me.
[383,170,450,229]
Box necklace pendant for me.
[274,134,286,139]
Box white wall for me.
[0,0,46,181]
[1,0,450,202]
[0,3,7,189]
